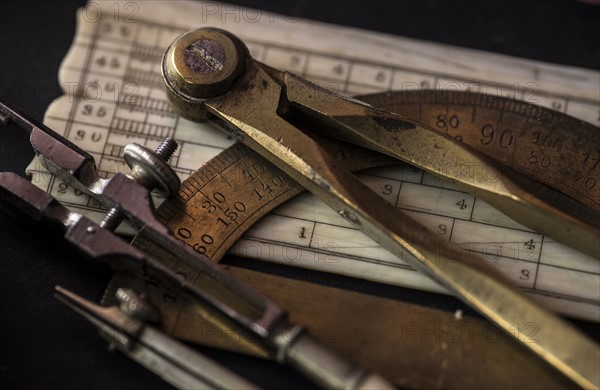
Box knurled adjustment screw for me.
[100,137,180,231]
[115,288,159,323]
[124,137,180,196]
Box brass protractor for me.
[105,90,598,389]
[361,90,599,211]
[134,90,599,264]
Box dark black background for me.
[0,1,598,389]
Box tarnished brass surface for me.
[162,28,246,100]
[280,74,599,260]
[100,139,579,388]
[107,264,577,390]
[160,27,600,388]
[359,91,600,212]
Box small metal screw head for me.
[100,137,179,231]
[124,140,180,196]
[162,27,247,100]
[115,288,159,322]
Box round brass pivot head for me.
[162,27,246,100]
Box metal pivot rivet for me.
[100,137,180,231]
[162,27,246,102]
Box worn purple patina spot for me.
[184,39,225,73]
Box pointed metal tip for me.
[54,285,92,314]
[54,285,80,303]
[54,285,140,341]
[53,285,108,324]
[54,285,68,295]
